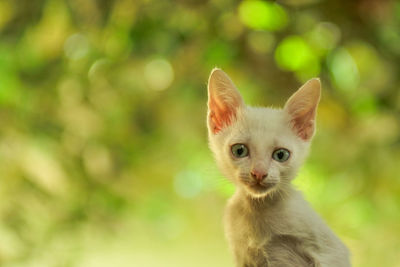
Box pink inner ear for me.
[207,68,244,134]
[291,107,316,140]
[285,78,320,141]
[208,96,236,134]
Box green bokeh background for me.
[0,0,399,266]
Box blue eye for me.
[231,144,249,158]
[272,148,290,162]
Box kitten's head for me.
[207,68,320,198]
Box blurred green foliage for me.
[0,0,399,266]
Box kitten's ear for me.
[207,68,244,134]
[284,78,321,141]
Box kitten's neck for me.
[237,184,294,210]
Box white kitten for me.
[207,68,350,267]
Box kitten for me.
[206,68,350,267]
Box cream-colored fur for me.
[207,69,350,267]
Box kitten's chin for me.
[243,183,277,198]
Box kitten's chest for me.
[224,204,273,249]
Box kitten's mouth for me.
[246,181,276,195]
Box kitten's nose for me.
[250,170,268,181]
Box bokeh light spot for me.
[308,22,341,52]
[275,36,316,71]
[144,58,174,91]
[174,170,203,199]
[328,48,360,91]
[64,33,89,60]
[239,0,288,31]
[21,145,68,195]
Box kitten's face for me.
[210,107,309,197]
[207,69,320,198]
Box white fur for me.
[207,69,350,267]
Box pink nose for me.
[250,170,268,181]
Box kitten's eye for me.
[231,144,249,158]
[272,148,290,162]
